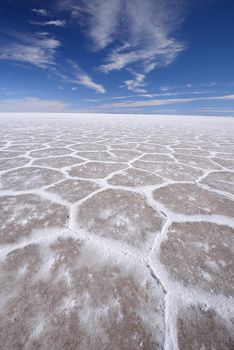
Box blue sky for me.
[0,0,234,115]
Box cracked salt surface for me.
[0,113,233,349]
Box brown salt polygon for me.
[33,156,84,168]
[201,171,234,195]
[0,151,25,158]
[110,143,138,149]
[110,149,142,162]
[30,148,72,158]
[177,305,234,350]
[0,157,30,171]
[108,168,164,187]
[48,179,101,202]
[140,153,174,162]
[6,144,43,152]
[133,161,203,181]
[75,151,116,162]
[153,183,234,216]
[172,148,210,156]
[70,143,106,151]
[0,238,165,349]
[175,154,221,170]
[0,194,68,244]
[77,189,164,248]
[160,222,234,295]
[136,144,168,153]
[1,166,64,190]
[68,162,126,179]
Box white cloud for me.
[59,0,186,74]
[103,97,194,108]
[74,73,106,94]
[123,72,147,93]
[0,32,60,68]
[55,0,190,94]
[56,61,106,94]
[210,94,234,100]
[72,66,106,94]
[0,97,68,112]
[100,40,183,74]
[32,9,49,16]
[58,0,121,50]
[30,20,66,27]
[97,94,234,108]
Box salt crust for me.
[0,113,233,349]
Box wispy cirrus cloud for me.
[57,0,188,92]
[123,72,147,93]
[0,31,60,68]
[0,29,105,94]
[30,20,66,27]
[31,8,49,16]
[58,0,186,73]
[73,70,106,94]
[69,61,106,94]
[210,94,234,100]
[97,94,234,108]
[54,60,106,94]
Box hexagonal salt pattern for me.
[0,194,68,244]
[174,154,221,170]
[30,147,73,158]
[0,166,64,191]
[159,222,234,296]
[68,161,126,178]
[48,179,101,203]
[201,171,234,195]
[33,156,84,168]
[0,114,233,349]
[153,183,234,216]
[0,150,25,158]
[108,168,164,187]
[0,237,165,350]
[77,189,164,249]
[132,160,203,181]
[0,157,30,171]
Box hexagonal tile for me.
[108,168,164,187]
[48,179,101,203]
[1,166,64,190]
[0,194,68,244]
[201,171,234,195]
[0,157,30,171]
[30,148,72,158]
[77,189,164,248]
[153,183,234,216]
[159,222,234,295]
[133,161,203,181]
[0,237,165,349]
[33,156,84,168]
[68,162,126,179]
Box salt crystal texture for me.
[0,113,233,350]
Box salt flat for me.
[0,113,233,349]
